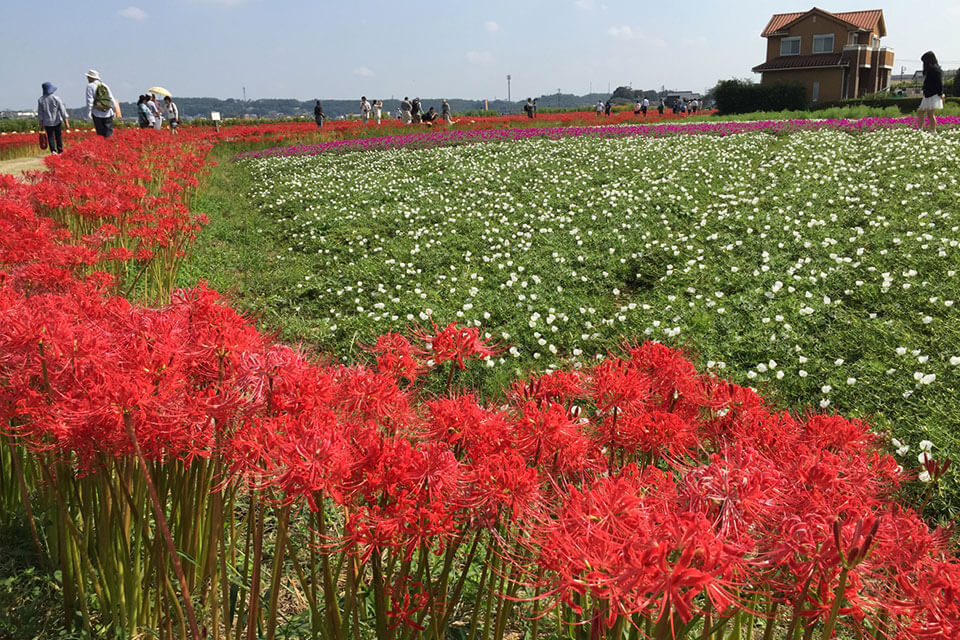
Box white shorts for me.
[919,94,943,110]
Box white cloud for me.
[575,0,594,9]
[353,66,375,78]
[484,20,501,33]
[119,7,147,21]
[607,25,636,40]
[466,50,494,64]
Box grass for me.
[685,102,960,122]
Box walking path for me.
[0,154,49,178]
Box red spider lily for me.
[364,331,422,384]
[412,321,503,370]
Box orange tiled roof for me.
[762,8,884,36]
[752,52,846,72]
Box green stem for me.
[820,568,849,640]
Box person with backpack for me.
[85,69,121,138]
[37,81,70,154]
[163,96,180,134]
[411,98,422,124]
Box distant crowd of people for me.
[312,96,456,129]
[136,93,179,133]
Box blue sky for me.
[3,0,959,110]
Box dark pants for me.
[92,115,114,138]
[44,124,63,153]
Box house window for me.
[812,82,820,102]
[872,36,880,48]
[780,36,801,56]
[848,32,858,45]
[812,34,835,54]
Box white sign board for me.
[211,111,222,121]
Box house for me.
[752,8,894,104]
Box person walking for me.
[372,99,382,124]
[137,95,155,128]
[360,96,371,124]
[918,51,945,131]
[147,94,163,129]
[596,99,603,117]
[313,100,325,129]
[163,96,180,134]
[85,69,121,138]
[400,96,412,124]
[532,99,537,118]
[604,99,612,116]
[411,97,422,124]
[37,81,69,154]
[524,98,534,118]
[441,99,453,124]
[658,100,664,117]
[642,97,649,118]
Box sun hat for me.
[86,69,100,80]
[42,82,56,95]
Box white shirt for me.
[86,80,116,119]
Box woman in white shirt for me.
[163,96,180,134]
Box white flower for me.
[895,347,907,356]
[821,385,832,394]
[846,377,856,385]
[919,440,934,452]
[950,356,960,366]
[819,398,831,408]
[799,370,808,378]
[918,470,932,483]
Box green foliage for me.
[814,96,960,113]
[713,79,807,115]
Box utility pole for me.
[243,86,247,102]
[506,75,511,103]
[557,88,561,108]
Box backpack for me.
[93,82,113,112]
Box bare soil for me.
[0,155,49,177]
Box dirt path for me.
[0,154,49,177]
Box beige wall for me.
[760,68,846,103]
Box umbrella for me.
[148,86,172,97]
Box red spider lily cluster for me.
[1,126,959,640]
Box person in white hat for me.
[85,69,122,137]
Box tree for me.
[611,85,636,101]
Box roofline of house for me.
[761,7,886,38]
[752,62,849,73]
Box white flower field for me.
[236,127,960,508]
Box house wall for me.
[760,68,845,103]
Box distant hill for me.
[65,90,677,121]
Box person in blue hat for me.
[38,81,70,154]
